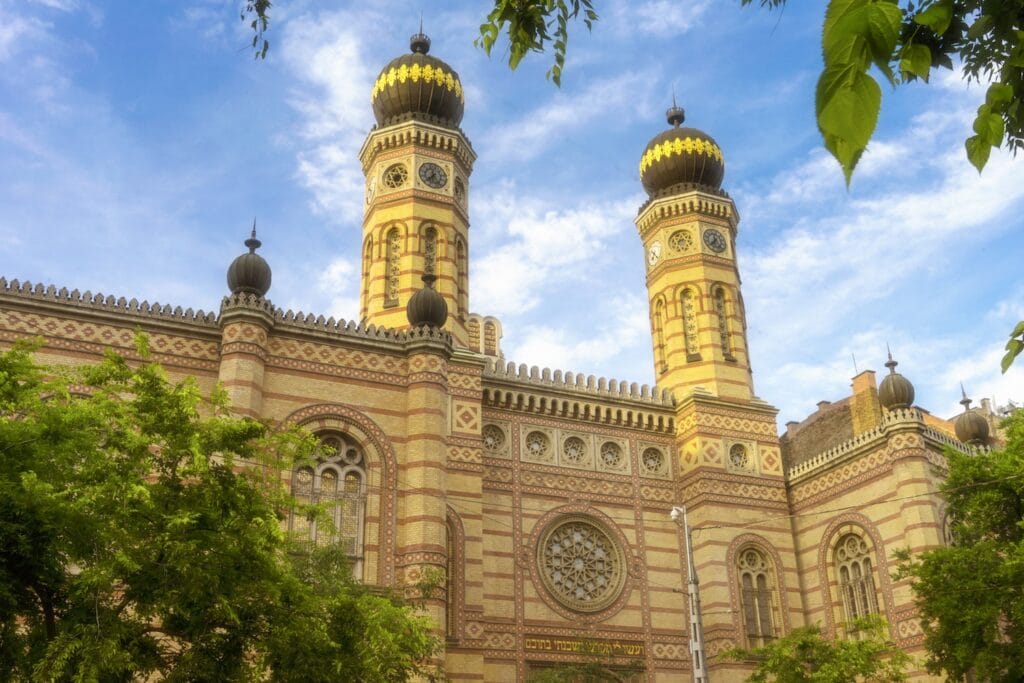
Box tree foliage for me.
[895,409,1024,682]
[723,616,909,682]
[0,339,439,681]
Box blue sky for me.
[1,0,1021,424]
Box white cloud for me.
[315,256,360,321]
[604,0,711,38]
[0,8,46,62]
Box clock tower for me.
[358,31,476,346]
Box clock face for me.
[703,228,727,253]
[647,241,662,266]
[418,162,448,189]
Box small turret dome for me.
[407,274,448,328]
[639,103,725,196]
[227,227,271,297]
[954,387,990,445]
[371,31,464,128]
[878,352,915,409]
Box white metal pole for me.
[672,506,708,683]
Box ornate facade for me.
[0,33,997,682]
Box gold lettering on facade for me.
[523,636,645,657]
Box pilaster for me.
[217,293,275,417]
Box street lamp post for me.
[671,506,708,683]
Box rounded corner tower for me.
[358,31,476,345]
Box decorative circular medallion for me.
[669,229,693,252]
[482,424,505,453]
[729,443,749,469]
[703,228,727,253]
[524,431,551,462]
[562,436,587,464]
[418,161,448,189]
[538,516,626,612]
[600,442,623,469]
[641,447,665,474]
[382,163,408,189]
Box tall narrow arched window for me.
[737,547,777,647]
[713,286,733,358]
[289,433,367,579]
[422,226,437,276]
[654,299,667,374]
[445,521,458,640]
[456,238,467,318]
[467,316,481,352]
[681,288,700,359]
[835,533,879,625]
[385,228,400,307]
[362,237,372,318]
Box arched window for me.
[654,299,667,374]
[483,320,497,355]
[385,228,400,307]
[422,226,437,276]
[681,288,700,359]
[467,316,481,351]
[361,237,372,318]
[289,433,367,578]
[737,547,777,647]
[456,238,467,318]
[713,286,732,358]
[835,533,879,624]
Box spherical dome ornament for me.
[371,31,464,128]
[954,386,990,445]
[406,274,448,328]
[878,352,915,409]
[227,226,271,297]
[639,103,725,196]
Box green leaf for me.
[913,0,953,35]
[816,64,881,184]
[965,134,991,172]
[900,43,932,81]
[1010,320,1024,338]
[864,1,901,65]
[986,82,1014,108]
[967,14,992,40]
[972,106,1004,147]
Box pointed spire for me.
[410,17,431,54]
[666,90,685,127]
[960,382,972,409]
[884,344,898,374]
[245,218,262,253]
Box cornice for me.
[635,188,739,235]
[359,118,477,173]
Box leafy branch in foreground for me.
[0,338,439,681]
[722,615,909,682]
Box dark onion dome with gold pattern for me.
[639,103,725,196]
[954,386,990,445]
[878,351,915,409]
[371,31,464,128]
[227,226,271,297]
[407,274,448,328]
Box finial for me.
[884,344,898,374]
[666,98,685,127]
[410,18,431,54]
[960,382,972,410]
[422,273,437,288]
[244,218,261,253]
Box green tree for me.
[895,409,1024,682]
[724,616,910,682]
[0,339,439,681]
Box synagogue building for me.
[0,33,1000,681]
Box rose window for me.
[562,436,586,464]
[482,424,505,453]
[729,444,749,469]
[669,230,693,252]
[538,517,626,612]
[600,442,623,469]
[642,447,664,473]
[382,163,408,188]
[524,431,551,461]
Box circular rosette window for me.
[537,515,627,613]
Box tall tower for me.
[359,31,476,346]
[636,103,752,401]
[637,106,802,677]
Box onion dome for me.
[407,274,448,328]
[954,385,990,445]
[878,350,915,409]
[371,30,464,128]
[226,225,271,297]
[639,102,725,196]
